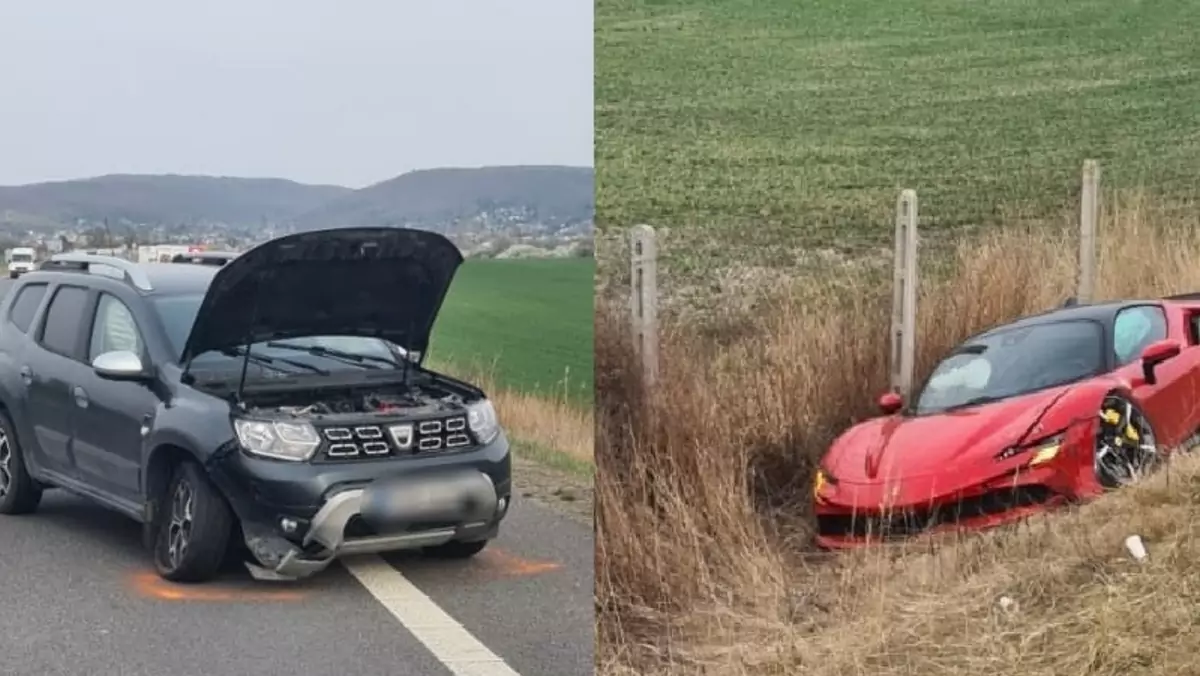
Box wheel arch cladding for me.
[144,444,202,517]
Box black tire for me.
[0,411,43,515]
[424,539,489,559]
[7,272,16,279]
[1095,394,1159,489]
[152,461,234,583]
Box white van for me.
[7,247,36,278]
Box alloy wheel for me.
[1095,395,1158,488]
[166,479,195,569]
[0,432,10,499]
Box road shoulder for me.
[512,451,593,527]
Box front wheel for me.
[153,461,234,583]
[0,412,43,515]
[1094,394,1159,489]
[424,539,489,559]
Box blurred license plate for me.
[359,469,487,529]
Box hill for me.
[0,165,595,238]
[291,165,594,233]
[0,174,350,229]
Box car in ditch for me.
[0,228,512,583]
[813,297,1200,548]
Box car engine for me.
[243,382,467,420]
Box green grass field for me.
[596,0,1200,274]
[429,258,594,406]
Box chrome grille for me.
[320,414,473,460]
[412,415,470,453]
[322,425,389,458]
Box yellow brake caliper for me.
[1101,408,1139,446]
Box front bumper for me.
[210,433,513,581]
[813,467,1071,549]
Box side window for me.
[89,294,144,362]
[1113,305,1169,366]
[7,283,48,333]
[39,286,91,359]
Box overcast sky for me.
[0,1,593,188]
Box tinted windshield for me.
[11,253,32,262]
[152,294,401,371]
[914,319,1104,415]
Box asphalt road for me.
[0,275,594,676]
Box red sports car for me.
[813,297,1200,548]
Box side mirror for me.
[1141,339,1182,386]
[92,350,151,381]
[878,391,903,415]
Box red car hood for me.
[824,386,1075,492]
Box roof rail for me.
[40,253,154,291]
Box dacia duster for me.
[0,228,512,582]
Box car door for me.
[71,292,158,501]
[0,281,53,473]
[25,284,94,480]
[1115,304,1195,446]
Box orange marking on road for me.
[127,571,307,602]
[478,548,562,577]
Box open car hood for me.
[179,227,463,363]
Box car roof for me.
[139,262,219,294]
[21,259,218,296]
[972,299,1160,339]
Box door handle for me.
[73,386,89,409]
[18,366,31,386]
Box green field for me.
[596,0,1200,272]
[429,258,594,406]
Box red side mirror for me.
[878,391,903,415]
[1141,338,1183,386]
[1141,338,1182,365]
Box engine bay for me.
[241,381,468,420]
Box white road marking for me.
[342,554,522,676]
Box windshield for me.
[152,294,403,372]
[11,253,32,262]
[914,319,1104,415]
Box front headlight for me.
[995,432,1064,465]
[813,467,837,501]
[466,399,501,445]
[233,418,320,462]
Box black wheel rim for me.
[166,480,194,569]
[1095,395,1157,488]
[0,432,11,499]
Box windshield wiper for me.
[221,346,330,375]
[264,341,398,370]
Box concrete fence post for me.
[629,224,659,389]
[890,190,919,399]
[1078,159,1100,304]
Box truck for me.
[7,247,36,278]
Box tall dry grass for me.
[596,191,1200,674]
[451,368,594,462]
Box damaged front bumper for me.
[208,433,513,581]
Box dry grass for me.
[459,369,594,464]
[596,191,1200,674]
